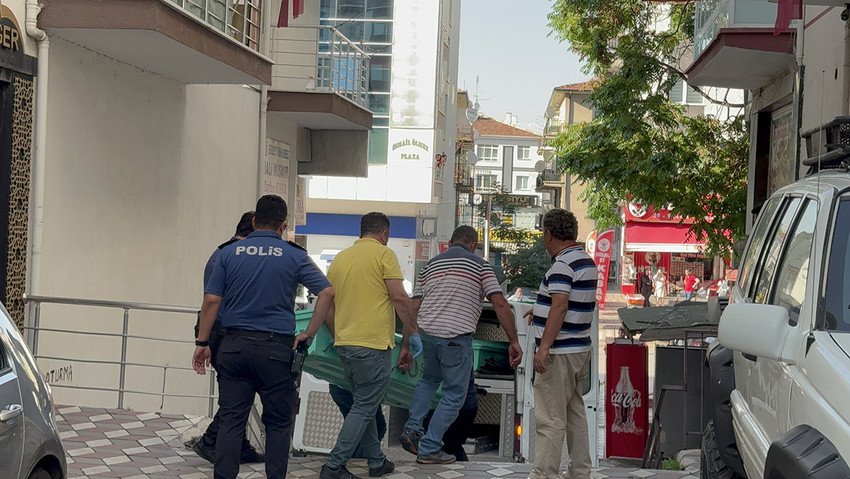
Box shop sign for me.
[593,229,615,309]
[262,139,289,197]
[415,240,430,261]
[0,5,34,76]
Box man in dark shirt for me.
[193,195,334,479]
[192,211,262,464]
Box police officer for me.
[193,195,335,479]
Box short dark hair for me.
[451,225,478,245]
[254,195,287,229]
[361,212,390,237]
[234,211,255,237]
[543,209,578,241]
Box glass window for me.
[518,146,531,160]
[823,197,850,331]
[751,197,802,303]
[366,0,393,19]
[366,21,392,43]
[321,0,336,17]
[515,176,529,190]
[476,145,498,162]
[368,128,388,165]
[770,199,817,324]
[337,0,365,17]
[686,85,703,105]
[738,196,781,293]
[669,79,684,104]
[476,174,498,189]
[335,21,364,43]
[368,94,390,115]
[668,78,704,105]
[368,57,391,92]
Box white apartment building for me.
[0,0,374,413]
[298,0,461,284]
[460,114,544,231]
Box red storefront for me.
[620,202,711,295]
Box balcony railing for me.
[273,26,370,108]
[694,0,778,57]
[169,0,262,52]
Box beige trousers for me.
[529,351,592,479]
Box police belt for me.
[225,328,294,346]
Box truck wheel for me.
[764,424,850,479]
[701,420,742,479]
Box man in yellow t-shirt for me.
[321,212,421,479]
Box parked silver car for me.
[0,302,66,479]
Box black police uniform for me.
[205,230,331,479]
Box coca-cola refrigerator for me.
[605,341,648,458]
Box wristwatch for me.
[195,340,210,347]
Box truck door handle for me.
[0,404,22,422]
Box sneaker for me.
[320,464,363,479]
[416,450,457,465]
[192,440,215,464]
[398,430,421,455]
[240,443,264,464]
[368,458,395,477]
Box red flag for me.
[277,0,289,27]
[774,0,802,35]
[294,0,304,18]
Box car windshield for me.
[823,195,850,331]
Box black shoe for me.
[240,444,264,464]
[398,430,421,455]
[192,440,215,464]
[320,464,363,479]
[417,450,457,465]
[368,459,394,477]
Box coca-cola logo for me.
[610,390,641,409]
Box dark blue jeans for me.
[215,336,296,479]
[403,332,473,456]
[326,346,391,469]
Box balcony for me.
[268,25,372,177]
[39,0,272,84]
[686,0,794,89]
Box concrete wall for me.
[34,37,262,413]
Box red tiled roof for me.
[555,79,598,92]
[472,115,540,138]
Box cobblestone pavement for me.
[58,406,699,479]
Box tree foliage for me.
[547,0,749,258]
[503,235,550,291]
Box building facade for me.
[4,0,373,413]
[298,0,461,284]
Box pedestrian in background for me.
[193,195,335,479]
[652,268,667,306]
[524,209,598,479]
[399,225,521,465]
[192,211,264,464]
[683,269,700,301]
[320,212,422,479]
[639,268,652,307]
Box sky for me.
[457,0,590,134]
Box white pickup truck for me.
[701,171,850,478]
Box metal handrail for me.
[273,25,370,107]
[165,0,263,52]
[22,294,216,415]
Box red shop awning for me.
[624,222,705,253]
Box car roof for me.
[775,170,850,199]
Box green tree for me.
[548,0,748,258]
[503,235,550,291]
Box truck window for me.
[750,197,802,303]
[769,199,817,324]
[823,197,850,331]
[738,196,781,294]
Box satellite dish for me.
[472,129,480,141]
[474,101,480,110]
[466,151,479,166]
[465,107,479,123]
[534,160,545,172]
[545,105,557,119]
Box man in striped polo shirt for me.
[527,209,598,479]
[399,225,522,465]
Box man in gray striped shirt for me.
[526,209,598,479]
[398,226,522,465]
